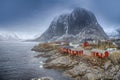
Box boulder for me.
[65,62,105,79]
[104,60,112,70]
[83,73,97,80]
[114,72,120,80]
[65,62,89,77]
[31,77,53,80]
[44,56,78,69]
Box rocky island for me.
[32,41,120,80]
[32,8,120,80]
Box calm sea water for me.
[0,41,72,80]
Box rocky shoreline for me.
[32,43,120,80]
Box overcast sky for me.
[0,0,120,39]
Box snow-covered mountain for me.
[108,28,120,39]
[0,32,21,41]
[35,8,108,42]
[116,28,120,38]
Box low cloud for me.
[0,0,120,38]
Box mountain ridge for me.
[35,8,108,42]
[0,32,21,41]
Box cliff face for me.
[35,8,108,42]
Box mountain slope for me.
[35,8,108,42]
[0,32,20,41]
[108,28,120,39]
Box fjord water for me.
[0,41,71,80]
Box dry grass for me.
[32,43,59,52]
[97,41,117,50]
[84,46,93,50]
[38,43,51,48]
[109,51,120,64]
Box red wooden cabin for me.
[83,41,89,47]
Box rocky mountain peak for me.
[35,8,108,42]
[71,8,97,23]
